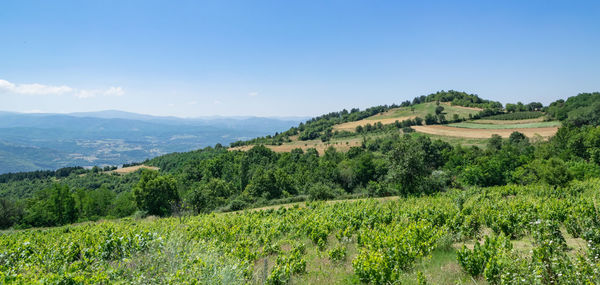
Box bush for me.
[457,234,512,279]
[353,221,441,284]
[328,245,347,263]
[307,183,343,201]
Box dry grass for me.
[440,102,483,111]
[230,137,364,155]
[412,125,559,139]
[473,117,545,125]
[111,165,159,174]
[333,116,415,132]
[333,102,481,132]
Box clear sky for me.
[1,0,599,117]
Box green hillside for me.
[2,92,600,284]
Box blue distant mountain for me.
[0,111,308,174]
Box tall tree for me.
[133,170,179,216]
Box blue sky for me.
[1,0,599,117]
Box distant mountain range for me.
[0,110,308,174]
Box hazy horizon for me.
[2,1,599,117]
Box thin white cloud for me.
[248,91,259,97]
[213,100,222,105]
[0,78,124,99]
[75,90,96,99]
[0,79,72,95]
[104,86,124,96]
[74,87,124,99]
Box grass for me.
[397,249,478,285]
[370,102,481,121]
[448,121,561,129]
[470,118,545,125]
[411,132,489,148]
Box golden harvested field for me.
[230,137,365,154]
[412,125,559,139]
[111,165,159,174]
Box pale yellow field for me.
[111,165,159,174]
[412,125,559,139]
[230,137,364,154]
[471,117,545,125]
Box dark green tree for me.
[487,134,503,151]
[133,170,179,216]
[435,106,444,115]
[386,136,429,194]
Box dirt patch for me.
[111,165,159,174]
[332,116,415,132]
[412,125,558,139]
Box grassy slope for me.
[231,103,559,154]
[368,102,480,121]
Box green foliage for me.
[23,184,77,227]
[132,170,179,216]
[328,245,347,263]
[547,92,600,126]
[457,234,512,278]
[386,136,430,195]
[307,182,343,201]
[487,134,503,150]
[3,178,600,283]
[0,198,22,229]
[188,178,236,212]
[353,221,442,284]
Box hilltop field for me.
[231,101,560,154]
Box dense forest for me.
[1,92,599,230]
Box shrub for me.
[307,182,342,201]
[457,234,512,280]
[328,245,347,263]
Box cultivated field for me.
[448,121,561,129]
[469,117,546,125]
[4,180,598,284]
[412,125,559,139]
